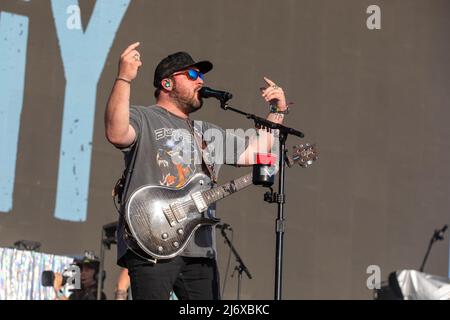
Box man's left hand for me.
[260,77,287,111]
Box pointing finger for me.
[122,42,140,57]
[263,76,276,87]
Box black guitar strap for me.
[112,130,140,213]
[114,128,158,263]
[186,119,217,183]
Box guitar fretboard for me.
[199,145,316,206]
[202,173,253,206]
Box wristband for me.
[269,103,289,114]
[115,289,128,300]
[116,77,131,84]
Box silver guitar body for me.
[125,173,218,260]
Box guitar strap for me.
[186,119,217,184]
[114,128,159,263]
[111,130,140,212]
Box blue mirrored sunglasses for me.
[173,69,204,81]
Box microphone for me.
[215,223,233,231]
[434,224,448,241]
[199,87,233,103]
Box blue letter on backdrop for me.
[51,0,130,221]
[0,12,29,213]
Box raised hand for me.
[118,42,143,82]
[260,77,287,111]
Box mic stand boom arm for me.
[419,225,448,272]
[220,101,304,300]
[220,102,304,139]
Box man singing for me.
[105,42,290,300]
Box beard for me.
[169,82,203,114]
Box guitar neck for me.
[201,173,253,206]
[199,144,317,207]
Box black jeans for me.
[125,250,220,300]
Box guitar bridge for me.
[191,192,208,213]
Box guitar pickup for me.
[162,207,176,227]
[170,202,187,223]
[191,192,208,213]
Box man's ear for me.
[162,79,172,90]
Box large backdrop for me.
[1,0,449,299]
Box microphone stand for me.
[97,227,106,300]
[219,227,252,300]
[419,225,448,272]
[97,222,117,300]
[218,98,304,300]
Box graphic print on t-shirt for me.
[154,127,197,188]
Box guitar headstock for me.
[286,143,318,168]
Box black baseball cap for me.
[153,51,213,88]
[73,253,100,268]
